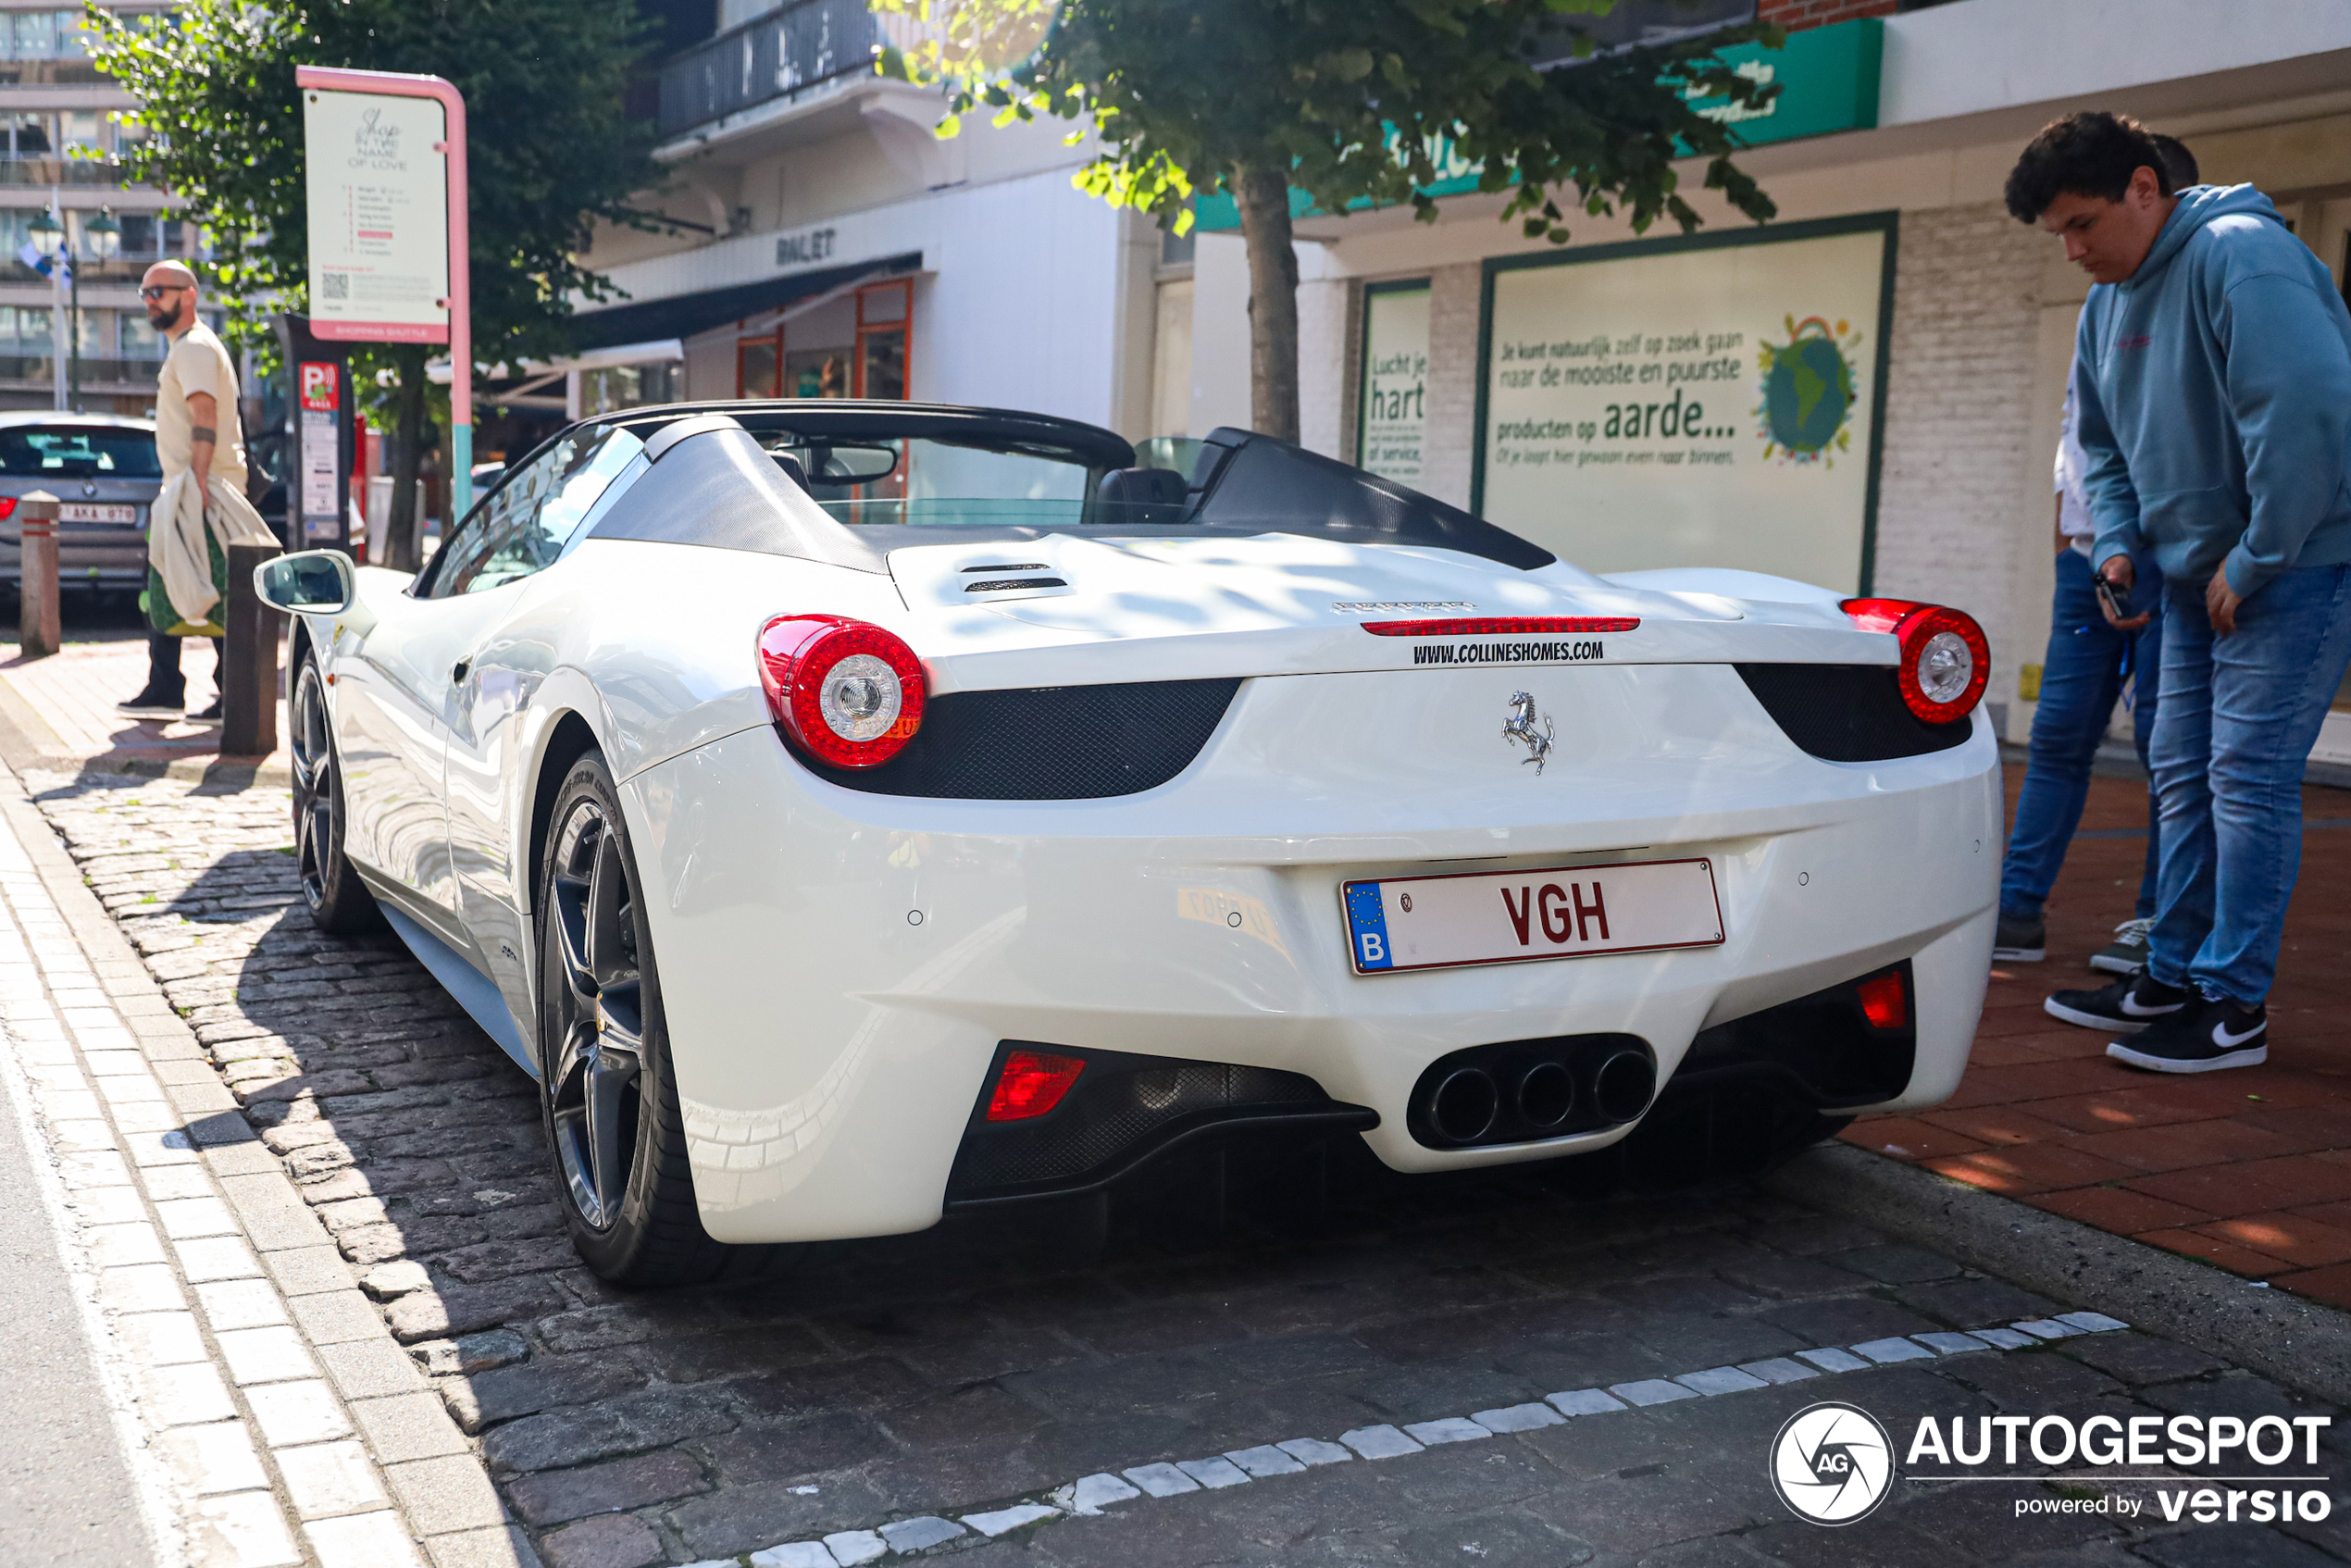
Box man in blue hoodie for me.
[2009,113,2351,1074]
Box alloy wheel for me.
[546,800,645,1232]
[289,665,336,915]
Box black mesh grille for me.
[1735,664,1972,763]
[802,678,1240,800]
[947,1043,1371,1201]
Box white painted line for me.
[1276,1437,1354,1466]
[1609,1379,1698,1406]
[823,1529,889,1564]
[1123,1462,1200,1498]
[1401,1417,1491,1445]
[2059,1311,2129,1333]
[962,1502,1060,1537]
[1677,1366,1770,1396]
[1052,1473,1141,1513]
[1471,1402,1563,1434]
[1340,1424,1424,1459]
[877,1515,964,1551]
[2013,1317,2084,1339]
[1176,1456,1252,1487]
[1548,1388,1628,1415]
[1225,1444,1306,1476]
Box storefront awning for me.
[566,252,924,351]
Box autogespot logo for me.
[1771,1401,1895,1525]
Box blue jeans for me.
[2146,562,2351,1004]
[1999,548,2164,922]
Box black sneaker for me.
[2108,996,2268,1074]
[1993,913,2046,963]
[116,687,183,718]
[2088,917,2154,977]
[186,698,222,728]
[2045,973,2192,1035]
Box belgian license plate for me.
[1341,857,1725,974]
[58,503,136,524]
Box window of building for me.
[737,329,778,398]
[0,305,51,358]
[853,279,910,400]
[119,309,163,360]
[7,114,52,156]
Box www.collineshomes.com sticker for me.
[1777,1406,2336,1525]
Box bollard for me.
[224,540,283,757]
[17,489,58,658]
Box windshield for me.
[765,434,1097,526]
[0,425,160,479]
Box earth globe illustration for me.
[1760,317,1856,458]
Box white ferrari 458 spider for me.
[255,401,1999,1284]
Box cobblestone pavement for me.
[24,768,2351,1568]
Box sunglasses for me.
[139,284,189,301]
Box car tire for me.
[289,655,382,934]
[537,753,790,1287]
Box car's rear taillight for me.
[987,1050,1085,1121]
[1361,616,1639,636]
[0,497,16,521]
[1839,598,1989,726]
[755,615,927,769]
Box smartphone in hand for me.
[2095,577,2128,624]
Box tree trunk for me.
[383,346,426,572]
[1232,162,1300,443]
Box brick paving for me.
[1847,767,2351,1308]
[15,764,2351,1565]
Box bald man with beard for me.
[117,261,275,722]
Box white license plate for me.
[58,503,137,524]
[1341,857,1725,974]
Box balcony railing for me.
[656,0,885,140]
[0,155,144,188]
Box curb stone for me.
[1765,1139,2351,1406]
[0,758,529,1568]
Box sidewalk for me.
[0,758,524,1568]
[0,635,288,787]
[1848,767,2351,1307]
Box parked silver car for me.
[0,412,163,594]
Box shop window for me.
[853,280,910,400]
[738,330,779,399]
[786,348,847,398]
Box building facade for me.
[1171,0,2351,765]
[566,0,1161,445]
[0,1,197,416]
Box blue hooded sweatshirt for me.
[2076,183,2351,598]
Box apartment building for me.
[0,1,198,415]
[566,0,1160,441]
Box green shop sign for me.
[1192,17,1881,233]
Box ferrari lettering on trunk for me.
[1343,859,1723,974]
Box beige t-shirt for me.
[155,320,247,488]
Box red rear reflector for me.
[0,497,16,521]
[1857,971,1908,1031]
[986,1051,1086,1122]
[1362,616,1638,637]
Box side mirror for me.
[255,550,355,616]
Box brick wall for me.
[1757,0,1897,26]
[1871,200,2047,703]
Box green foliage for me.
[877,0,1782,243]
[85,0,659,386]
